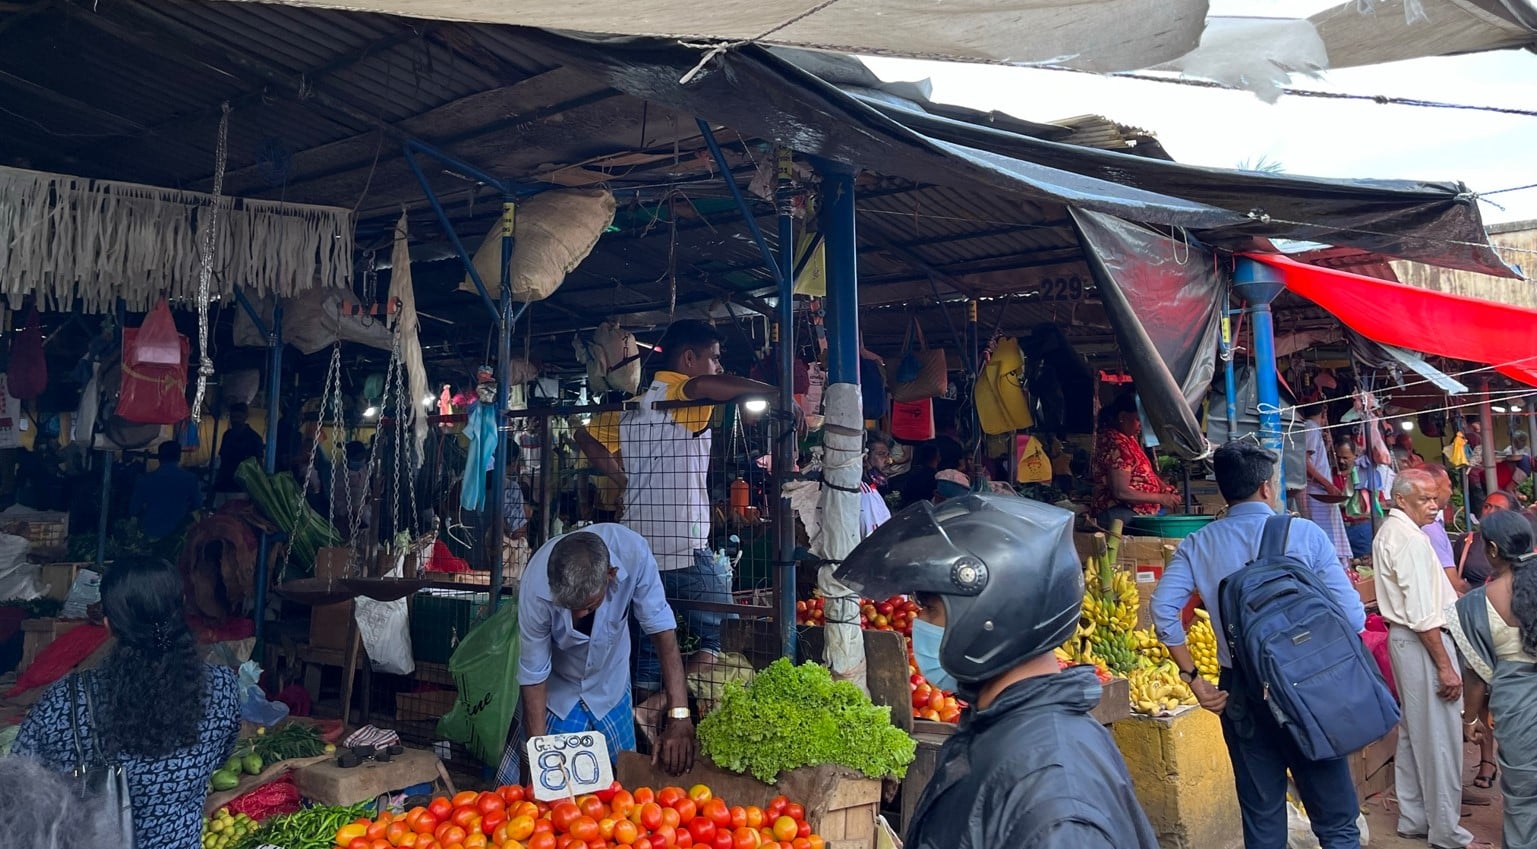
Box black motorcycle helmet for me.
[835,493,1083,686]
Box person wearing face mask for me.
[836,494,1157,849]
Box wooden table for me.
[295,746,454,806]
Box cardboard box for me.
[1354,576,1377,606]
[1074,532,1181,568]
[309,601,353,651]
[1348,726,1398,798]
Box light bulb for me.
[363,406,379,418]
[743,398,769,414]
[1493,405,1508,413]
[1401,420,1415,431]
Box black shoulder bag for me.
[68,672,137,847]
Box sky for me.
[860,0,1537,226]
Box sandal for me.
[1474,759,1499,790]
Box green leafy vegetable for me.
[0,597,63,618]
[696,658,916,783]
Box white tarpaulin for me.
[229,0,1208,72]
[814,383,868,696]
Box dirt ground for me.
[1362,740,1503,848]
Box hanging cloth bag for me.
[118,301,190,425]
[8,309,46,400]
[68,672,137,847]
[887,319,947,403]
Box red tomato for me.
[632,787,656,806]
[710,831,735,849]
[476,793,505,816]
[731,827,761,849]
[579,795,607,821]
[783,804,804,823]
[596,781,621,804]
[528,834,556,849]
[676,832,693,848]
[657,786,686,808]
[728,808,747,830]
[795,821,810,839]
[610,790,636,819]
[500,785,526,805]
[765,797,787,820]
[652,824,678,847]
[366,821,389,841]
[349,840,370,849]
[791,840,812,849]
[672,799,697,823]
[552,803,583,833]
[387,822,411,844]
[452,791,480,808]
[439,825,468,846]
[687,817,717,843]
[569,817,601,842]
[451,807,481,832]
[479,811,504,836]
[631,838,652,849]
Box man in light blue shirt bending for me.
[498,524,696,785]
[1151,440,1366,849]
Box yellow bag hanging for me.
[1445,432,1469,468]
[1016,434,1053,484]
[976,337,1034,434]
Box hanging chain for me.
[281,341,344,579]
[191,102,231,423]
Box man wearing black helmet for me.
[837,494,1157,849]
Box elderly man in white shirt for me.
[1374,468,1487,849]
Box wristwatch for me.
[668,707,692,721]
[1177,667,1199,684]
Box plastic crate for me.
[409,590,489,665]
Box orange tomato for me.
[770,818,797,843]
[660,807,681,829]
[687,785,713,804]
[505,815,536,842]
[805,837,824,849]
[454,792,481,808]
[743,808,764,830]
[731,827,760,849]
[513,802,541,821]
[569,817,600,843]
[657,787,686,808]
[551,803,583,833]
[465,834,488,849]
[650,825,677,847]
[790,840,812,849]
[441,826,469,846]
[609,790,636,819]
[672,799,697,824]
[453,808,482,830]
[632,787,656,806]
[598,819,616,840]
[349,839,370,849]
[388,822,412,845]
[612,820,639,846]
[728,808,747,830]
[528,834,557,849]
[367,821,390,841]
[372,841,393,849]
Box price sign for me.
[525,732,613,802]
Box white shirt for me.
[1373,509,1458,632]
[619,373,713,572]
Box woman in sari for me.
[1446,508,1537,849]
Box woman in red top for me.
[1090,394,1180,527]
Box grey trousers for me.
[1387,624,1474,849]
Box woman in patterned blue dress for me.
[13,556,241,849]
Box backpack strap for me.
[1257,514,1293,561]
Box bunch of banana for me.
[1128,663,1198,715]
[1187,609,1220,683]
[1130,627,1170,663]
[1090,628,1140,675]
[1081,568,1139,634]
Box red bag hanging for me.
[118,304,190,424]
[890,397,936,442]
[7,310,46,400]
[126,300,185,366]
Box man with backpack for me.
[1151,440,1371,849]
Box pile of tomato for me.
[794,594,917,636]
[335,783,826,849]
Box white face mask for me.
[910,617,959,693]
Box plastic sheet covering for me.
[390,213,430,468]
[233,288,393,355]
[513,31,1512,276]
[1154,16,1328,103]
[1245,253,1537,386]
[815,383,868,696]
[1072,210,1219,459]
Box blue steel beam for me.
[402,144,501,323]
[774,148,797,661]
[489,200,515,612]
[695,118,783,284]
[253,303,283,649]
[1233,258,1286,509]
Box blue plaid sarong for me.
[495,690,635,785]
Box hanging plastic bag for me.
[891,397,936,442]
[8,310,46,400]
[1015,435,1053,484]
[975,337,1034,434]
[118,305,190,424]
[354,569,415,676]
[887,320,948,402]
[126,300,185,366]
[437,600,520,767]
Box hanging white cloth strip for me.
[388,211,430,471]
[0,165,353,313]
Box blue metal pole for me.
[1233,258,1286,510]
[402,139,509,191]
[820,168,859,386]
[774,149,797,661]
[253,304,282,649]
[1222,291,1238,438]
[489,200,514,612]
[401,145,501,323]
[696,118,783,283]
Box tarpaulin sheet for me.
[510,31,1513,277]
[1071,209,1220,459]
[1245,253,1537,386]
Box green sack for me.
[436,599,520,767]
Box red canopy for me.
[1243,253,1537,387]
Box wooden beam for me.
[0,68,147,134]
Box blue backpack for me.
[1218,516,1399,761]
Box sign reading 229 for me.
[1038,276,1086,301]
